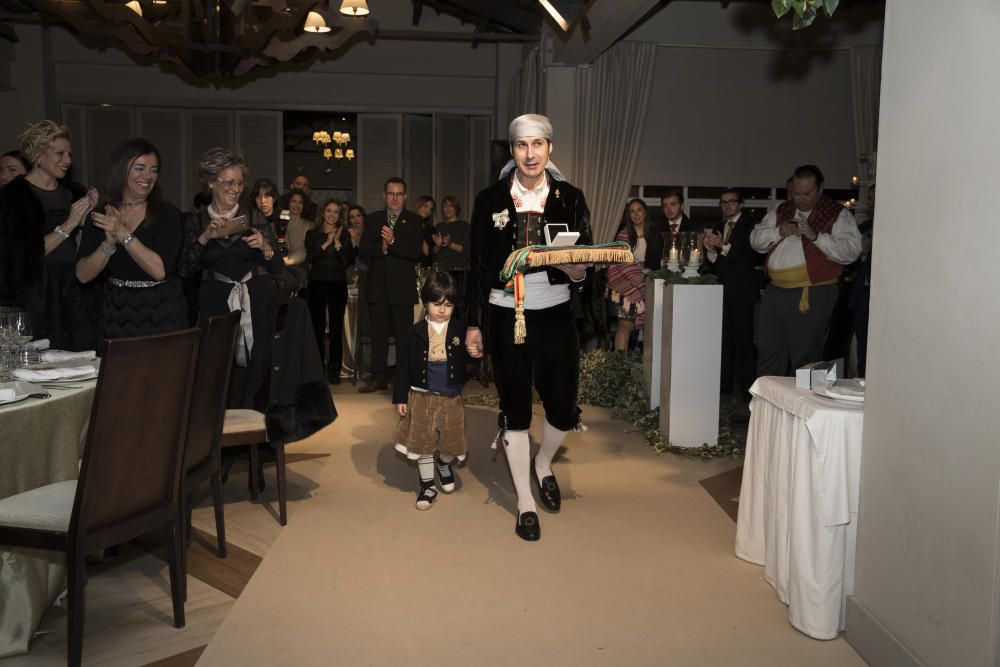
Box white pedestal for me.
[658,284,724,448]
[642,277,666,409]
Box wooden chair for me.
[220,408,289,524]
[0,328,201,666]
[181,311,240,573]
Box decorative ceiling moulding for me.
[27,0,380,82]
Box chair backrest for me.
[71,328,201,549]
[183,311,241,472]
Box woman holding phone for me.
[305,198,356,382]
[178,146,279,405]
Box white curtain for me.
[574,41,657,243]
[851,45,882,209]
[507,46,541,119]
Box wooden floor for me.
[1,384,863,667]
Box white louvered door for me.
[469,115,492,202]
[235,110,283,198]
[137,107,185,208]
[433,113,468,211]
[404,114,433,206]
[357,114,402,214]
[186,110,234,202]
[87,106,136,194]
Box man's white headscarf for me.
[499,113,565,182]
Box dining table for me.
[0,367,97,657]
[734,375,865,640]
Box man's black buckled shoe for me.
[515,511,540,541]
[532,461,561,513]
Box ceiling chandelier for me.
[313,128,355,163]
[27,0,378,80]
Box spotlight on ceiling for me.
[537,0,587,33]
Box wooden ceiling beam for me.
[551,0,662,65]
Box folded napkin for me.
[25,339,51,351]
[12,366,96,382]
[40,350,97,363]
[0,387,16,401]
[827,379,865,400]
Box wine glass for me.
[11,311,32,347]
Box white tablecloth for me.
[735,376,864,640]
[0,379,96,657]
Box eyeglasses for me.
[719,199,740,206]
[384,191,405,198]
[216,178,246,190]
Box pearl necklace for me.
[207,202,240,220]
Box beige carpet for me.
[198,390,866,666]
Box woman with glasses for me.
[76,138,186,339]
[0,120,100,350]
[179,147,279,406]
[179,147,335,489]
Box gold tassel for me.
[514,304,527,344]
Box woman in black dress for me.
[0,120,100,350]
[76,138,186,339]
[179,148,336,486]
[304,198,356,383]
[178,147,279,407]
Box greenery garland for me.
[465,350,745,460]
[772,0,840,30]
[646,269,719,285]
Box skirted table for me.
[735,376,864,640]
[0,381,96,657]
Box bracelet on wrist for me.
[53,226,71,240]
[119,232,134,247]
[98,242,117,257]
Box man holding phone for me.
[465,113,592,541]
[750,165,862,377]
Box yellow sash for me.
[769,265,837,313]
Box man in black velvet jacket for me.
[465,113,591,542]
[704,188,763,405]
[358,176,424,393]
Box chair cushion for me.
[223,409,267,435]
[0,480,77,532]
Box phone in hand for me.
[215,215,249,238]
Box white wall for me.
[846,1,1000,664]
[624,0,883,189]
[633,45,856,188]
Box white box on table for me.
[795,361,837,389]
